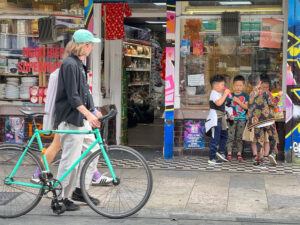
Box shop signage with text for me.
[18,47,65,73]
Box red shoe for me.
[237,156,243,163]
[227,155,232,162]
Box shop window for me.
[181,0,283,15]
[0,1,84,104]
[179,16,284,108]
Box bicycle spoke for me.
[80,146,152,218]
[0,147,44,218]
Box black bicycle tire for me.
[0,145,45,218]
[80,145,153,219]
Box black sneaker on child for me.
[71,188,100,205]
[51,198,80,211]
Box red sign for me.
[259,18,283,49]
[18,47,65,73]
[193,40,204,55]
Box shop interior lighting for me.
[219,1,252,5]
[185,6,282,14]
[146,21,166,24]
[162,24,166,27]
[153,3,166,6]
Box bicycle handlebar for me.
[98,109,117,142]
[98,109,117,123]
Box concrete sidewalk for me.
[2,148,300,224]
[147,170,300,215]
[8,169,300,224]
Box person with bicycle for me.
[54,29,102,211]
[31,42,113,186]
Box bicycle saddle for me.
[19,108,47,117]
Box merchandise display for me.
[5,77,19,99]
[102,3,132,40]
[123,41,151,87]
[0,19,39,103]
[29,86,47,104]
[180,17,283,107]
[123,41,154,129]
[0,83,5,98]
[150,38,164,117]
[125,25,151,41]
[0,18,72,104]
[20,77,37,99]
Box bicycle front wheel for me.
[0,144,44,218]
[80,145,153,219]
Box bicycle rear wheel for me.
[80,145,153,219]
[0,144,44,218]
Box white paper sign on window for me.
[188,74,204,86]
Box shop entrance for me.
[122,3,166,148]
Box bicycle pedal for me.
[51,199,66,215]
[53,204,66,215]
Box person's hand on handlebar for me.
[94,111,102,127]
[94,111,103,119]
[76,105,101,128]
[86,112,101,128]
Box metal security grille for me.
[221,12,240,36]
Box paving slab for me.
[229,174,265,190]
[146,170,197,210]
[194,172,230,186]
[146,192,191,210]
[267,194,300,214]
[264,174,300,196]
[227,188,268,213]
[186,172,230,212]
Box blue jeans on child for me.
[209,120,228,160]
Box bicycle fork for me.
[97,135,119,185]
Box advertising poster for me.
[184,120,205,149]
[166,11,175,40]
[165,47,175,106]
[5,116,24,144]
[241,33,260,47]
[193,40,203,55]
[180,40,190,55]
[241,21,261,31]
[202,19,218,31]
[259,18,283,49]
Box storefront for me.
[172,0,287,159]
[93,2,167,147]
[0,0,85,144]
[0,0,296,163]
[92,0,289,160]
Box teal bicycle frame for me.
[4,128,117,190]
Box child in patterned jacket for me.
[247,74,283,167]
